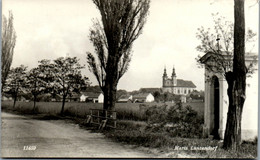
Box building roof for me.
[119,95,132,99]
[199,51,258,64]
[199,52,223,64]
[117,96,132,102]
[132,93,151,99]
[139,88,162,93]
[176,79,196,88]
[81,92,102,98]
[85,86,102,92]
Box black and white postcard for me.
[1,0,258,158]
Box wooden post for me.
[113,112,117,128]
[86,115,92,123]
[97,110,100,124]
[90,110,93,123]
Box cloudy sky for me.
[2,0,259,91]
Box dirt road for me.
[1,112,155,158]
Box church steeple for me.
[171,66,176,78]
[171,66,177,86]
[163,66,167,79]
[162,66,168,87]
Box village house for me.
[162,66,196,95]
[80,94,88,102]
[132,93,154,103]
[180,95,186,103]
[117,95,133,103]
[200,51,258,140]
[80,92,104,103]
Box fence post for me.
[105,110,107,120]
[90,109,93,123]
[113,112,117,128]
[97,110,100,124]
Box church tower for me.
[162,67,168,87]
[171,66,177,86]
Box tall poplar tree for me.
[2,11,16,91]
[87,0,150,110]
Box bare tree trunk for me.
[61,95,66,115]
[33,95,37,112]
[13,88,18,108]
[13,95,17,108]
[223,0,246,150]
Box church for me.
[162,66,196,95]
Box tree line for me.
[3,57,89,114]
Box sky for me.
[2,0,259,91]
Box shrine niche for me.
[200,52,258,140]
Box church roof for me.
[176,79,196,88]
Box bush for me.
[145,102,204,138]
[145,105,168,124]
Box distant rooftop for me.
[132,93,151,99]
[139,88,162,93]
[81,92,102,98]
